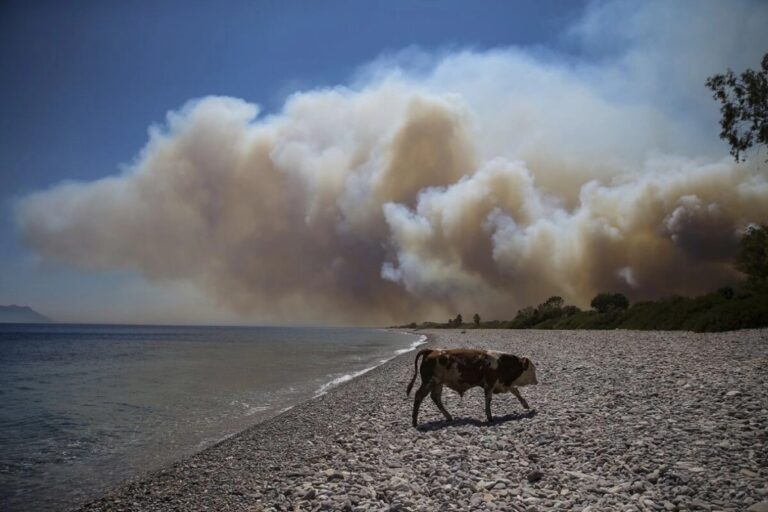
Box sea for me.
[0,323,425,512]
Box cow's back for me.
[428,349,494,394]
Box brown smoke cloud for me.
[16,1,768,324]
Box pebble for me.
[75,329,768,512]
[526,471,544,483]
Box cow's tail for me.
[406,349,432,396]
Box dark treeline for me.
[400,225,768,333]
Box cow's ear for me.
[522,358,530,370]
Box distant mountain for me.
[0,305,51,323]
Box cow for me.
[406,348,538,427]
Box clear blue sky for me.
[0,1,588,321]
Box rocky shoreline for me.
[78,329,768,512]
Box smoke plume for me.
[16,1,768,324]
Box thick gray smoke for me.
[16,1,768,324]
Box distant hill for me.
[0,305,51,323]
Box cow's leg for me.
[430,384,452,422]
[412,382,433,427]
[484,387,494,423]
[510,387,530,410]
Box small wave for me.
[394,335,427,355]
[313,366,379,397]
[244,406,271,416]
[312,334,427,397]
[195,432,236,450]
[229,400,272,416]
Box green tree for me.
[706,53,768,161]
[473,313,481,326]
[454,313,463,326]
[534,295,566,323]
[542,296,564,309]
[591,293,630,313]
[718,286,735,300]
[736,224,768,285]
[510,306,538,329]
[515,306,535,321]
[562,305,581,316]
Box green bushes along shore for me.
[401,225,768,333]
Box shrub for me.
[591,293,630,313]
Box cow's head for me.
[515,357,538,386]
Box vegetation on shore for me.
[400,225,768,333]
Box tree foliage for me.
[590,293,629,313]
[735,224,768,285]
[417,225,768,332]
[706,53,768,161]
[542,296,564,309]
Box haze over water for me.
[0,324,423,511]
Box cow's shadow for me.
[416,409,537,431]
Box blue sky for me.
[2,1,767,325]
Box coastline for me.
[313,333,427,398]
[77,329,768,512]
[75,332,436,512]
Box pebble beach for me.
[78,329,768,512]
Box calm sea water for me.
[0,324,423,511]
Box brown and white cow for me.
[406,348,538,427]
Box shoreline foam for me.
[313,334,427,397]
